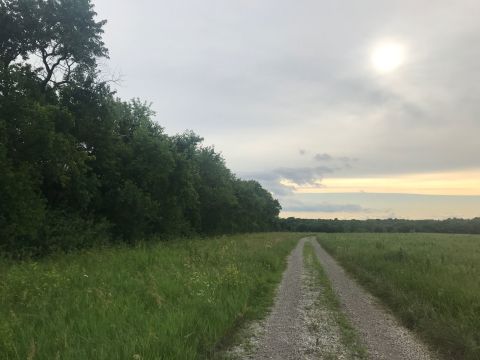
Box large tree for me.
[0,0,107,89]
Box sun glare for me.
[371,42,406,73]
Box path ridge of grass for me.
[304,242,367,359]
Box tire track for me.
[252,237,306,359]
[311,238,436,360]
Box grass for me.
[0,232,300,360]
[317,233,480,360]
[303,242,367,359]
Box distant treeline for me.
[0,0,280,255]
[280,217,480,234]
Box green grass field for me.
[317,233,480,360]
[0,233,300,360]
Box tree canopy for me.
[0,0,281,256]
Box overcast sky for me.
[94,0,480,219]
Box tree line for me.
[0,0,281,255]
[280,217,480,234]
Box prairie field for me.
[318,233,480,360]
[0,233,300,360]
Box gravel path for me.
[253,237,307,359]
[233,237,354,360]
[227,236,436,360]
[311,237,436,360]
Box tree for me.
[0,0,107,89]
[195,147,237,233]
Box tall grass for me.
[318,233,480,360]
[0,233,300,360]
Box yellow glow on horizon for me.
[291,170,480,196]
[371,41,406,73]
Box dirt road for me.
[228,236,436,360]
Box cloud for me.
[279,192,480,220]
[338,156,358,163]
[275,166,333,185]
[282,202,369,213]
[312,153,359,171]
[98,0,480,178]
[313,153,332,161]
[313,153,359,164]
[242,165,334,196]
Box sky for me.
[93,0,480,219]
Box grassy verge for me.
[317,233,480,360]
[0,233,300,360]
[303,242,367,359]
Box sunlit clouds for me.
[280,192,480,220]
[293,170,480,196]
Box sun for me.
[371,42,406,73]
